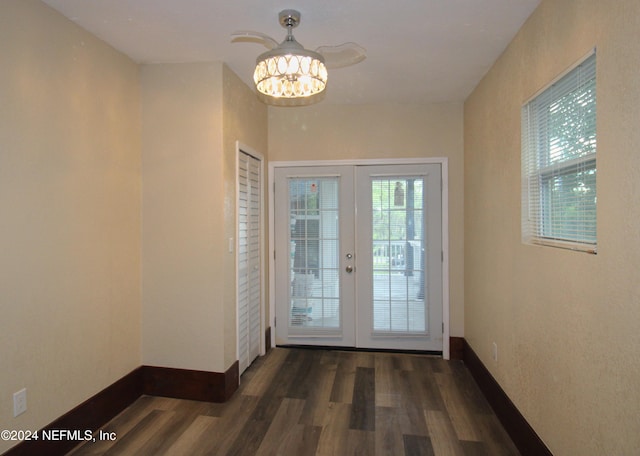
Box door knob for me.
[345,265,353,273]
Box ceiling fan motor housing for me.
[279,9,301,29]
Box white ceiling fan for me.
[232,9,366,105]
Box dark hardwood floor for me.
[68,348,520,455]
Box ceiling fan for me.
[232,9,366,105]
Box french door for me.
[274,163,442,352]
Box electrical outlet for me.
[13,388,27,417]
[492,342,498,363]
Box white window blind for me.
[522,51,597,253]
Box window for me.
[521,51,597,253]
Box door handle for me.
[345,265,353,273]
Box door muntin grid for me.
[288,178,341,331]
[371,177,427,335]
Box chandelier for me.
[253,10,328,105]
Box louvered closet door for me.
[238,151,262,374]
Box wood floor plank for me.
[345,428,376,456]
[424,409,466,456]
[316,402,352,455]
[101,410,176,456]
[255,398,307,455]
[287,349,325,400]
[397,401,430,438]
[239,346,289,397]
[419,374,445,411]
[318,349,341,365]
[317,401,376,456]
[460,440,489,456]
[403,434,436,456]
[131,404,215,455]
[435,372,483,441]
[141,395,182,411]
[449,361,494,416]
[392,353,417,372]
[299,360,338,426]
[410,353,437,373]
[473,413,521,456]
[395,369,430,436]
[429,357,454,374]
[350,367,376,431]
[329,352,358,404]
[193,394,260,455]
[68,396,154,456]
[223,351,308,456]
[68,396,171,455]
[223,414,272,455]
[354,350,376,368]
[375,406,406,456]
[161,415,218,455]
[375,354,402,408]
[275,424,322,456]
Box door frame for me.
[268,158,450,359]
[236,142,267,372]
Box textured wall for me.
[140,62,227,372]
[141,62,268,374]
[464,0,640,454]
[0,1,141,453]
[268,103,465,337]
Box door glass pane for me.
[288,178,340,329]
[371,177,426,333]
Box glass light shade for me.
[253,50,327,101]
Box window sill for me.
[525,237,597,254]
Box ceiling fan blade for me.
[315,42,367,69]
[231,31,279,50]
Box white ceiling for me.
[41,0,540,105]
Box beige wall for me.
[0,1,141,452]
[269,103,465,336]
[221,65,268,368]
[140,62,226,372]
[464,0,640,454]
[141,62,268,373]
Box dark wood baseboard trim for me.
[4,367,143,456]
[3,362,240,456]
[142,362,239,403]
[265,326,272,352]
[222,361,240,401]
[449,336,465,360]
[463,340,553,456]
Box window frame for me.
[521,50,597,254]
